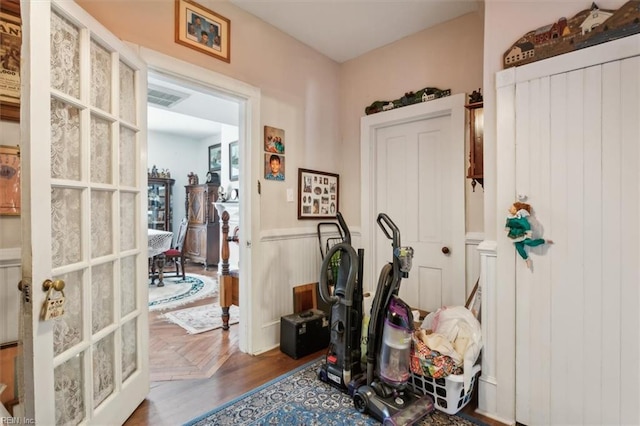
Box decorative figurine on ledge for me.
[364,86,451,115]
[505,201,553,269]
[187,172,199,185]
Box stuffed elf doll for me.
[505,202,553,269]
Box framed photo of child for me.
[264,125,285,154]
[264,153,285,181]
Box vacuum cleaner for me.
[352,213,434,425]
[317,212,365,392]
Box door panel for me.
[507,52,640,426]
[375,115,458,313]
[20,1,149,423]
[363,96,466,314]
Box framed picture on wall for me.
[0,145,20,215]
[264,153,285,181]
[264,125,285,154]
[174,0,231,63]
[0,0,21,122]
[208,143,221,171]
[229,141,239,181]
[297,168,339,220]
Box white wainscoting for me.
[465,232,484,298]
[254,227,362,353]
[253,228,483,353]
[0,248,21,344]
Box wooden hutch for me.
[184,183,220,268]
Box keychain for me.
[41,280,66,321]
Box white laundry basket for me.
[409,364,481,415]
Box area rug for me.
[162,303,239,334]
[148,273,218,312]
[185,358,487,426]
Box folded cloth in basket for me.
[411,330,461,379]
[419,306,483,392]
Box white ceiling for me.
[148,0,481,138]
[230,0,481,63]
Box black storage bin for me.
[280,309,329,359]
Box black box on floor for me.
[280,309,329,359]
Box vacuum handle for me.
[376,213,400,248]
[336,212,351,244]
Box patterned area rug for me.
[148,273,217,312]
[162,304,239,334]
[185,358,487,426]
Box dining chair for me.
[163,218,188,280]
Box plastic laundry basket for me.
[409,364,481,415]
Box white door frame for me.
[137,47,261,354]
[360,94,466,294]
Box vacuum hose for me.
[318,242,359,386]
[318,242,358,307]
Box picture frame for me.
[174,0,231,63]
[229,141,239,181]
[264,153,285,181]
[0,145,20,216]
[0,0,21,122]
[297,168,339,220]
[208,143,222,171]
[264,125,285,154]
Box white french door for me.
[19,0,149,424]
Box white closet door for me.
[498,36,640,425]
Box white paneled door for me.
[496,34,640,426]
[19,1,149,424]
[361,95,466,313]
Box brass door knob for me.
[43,279,65,292]
[441,247,450,255]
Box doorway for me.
[146,71,241,381]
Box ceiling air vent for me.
[147,84,190,108]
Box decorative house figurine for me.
[364,86,451,115]
[503,1,640,69]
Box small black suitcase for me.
[280,309,330,359]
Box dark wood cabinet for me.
[184,183,220,268]
[148,177,175,231]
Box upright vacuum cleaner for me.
[317,212,365,392]
[353,213,434,425]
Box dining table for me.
[148,228,173,286]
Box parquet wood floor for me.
[126,261,504,426]
[148,266,238,382]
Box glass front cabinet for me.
[148,177,175,231]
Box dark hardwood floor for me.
[125,262,504,426]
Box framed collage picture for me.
[297,168,339,220]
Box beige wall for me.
[340,11,485,231]
[77,0,342,231]
[77,0,486,233]
[1,2,485,261]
